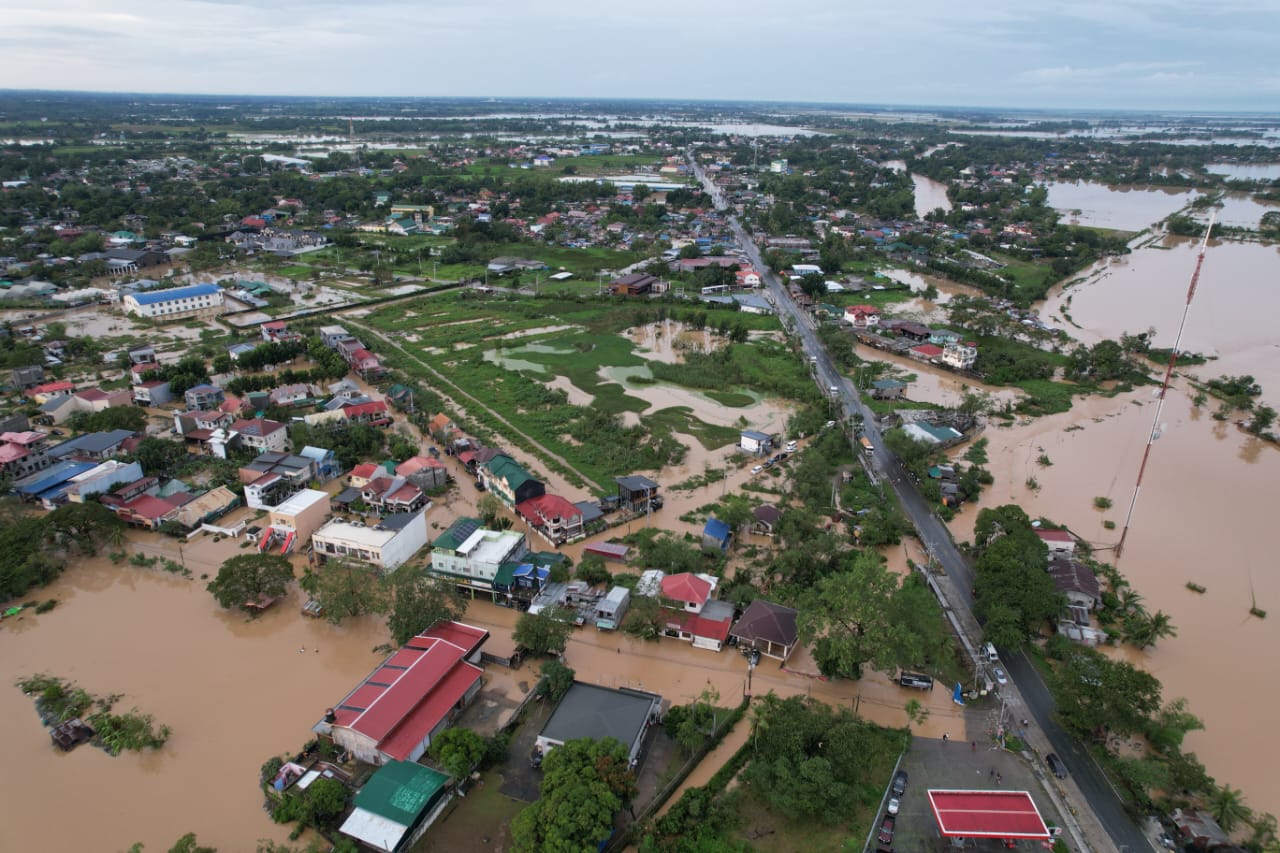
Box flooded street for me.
[0,549,388,852]
[950,382,1280,815]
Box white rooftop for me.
[457,528,524,564]
[273,488,330,517]
[313,518,398,548]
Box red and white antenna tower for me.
[1116,211,1215,558]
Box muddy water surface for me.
[949,386,1280,815]
[1047,181,1200,231]
[0,549,388,852]
[1043,237,1280,403]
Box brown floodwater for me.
[0,542,388,852]
[949,384,1280,816]
[1043,237,1280,403]
[1047,181,1199,231]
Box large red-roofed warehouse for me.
[927,790,1051,840]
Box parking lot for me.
[878,737,1064,852]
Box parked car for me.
[751,464,764,474]
[878,815,896,845]
[887,797,900,816]
[785,440,798,452]
[991,665,1008,685]
[1046,753,1068,779]
[892,770,908,797]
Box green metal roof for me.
[483,454,538,491]
[493,561,520,587]
[432,516,483,552]
[354,760,449,826]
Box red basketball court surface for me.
[927,789,1051,839]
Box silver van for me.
[982,642,999,663]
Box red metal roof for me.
[343,400,389,418]
[329,626,486,760]
[584,542,630,560]
[911,344,945,357]
[121,494,178,521]
[661,572,711,606]
[349,462,379,480]
[664,610,732,643]
[927,790,1050,839]
[516,493,583,524]
[1035,529,1073,542]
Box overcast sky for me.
[1,0,1278,111]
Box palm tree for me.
[106,523,127,549]
[1119,588,1147,616]
[1145,610,1177,646]
[1209,783,1251,831]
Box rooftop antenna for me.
[1116,211,1215,559]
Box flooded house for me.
[339,760,454,853]
[535,682,663,767]
[729,599,800,662]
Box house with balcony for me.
[230,417,289,453]
[395,455,448,490]
[342,400,391,427]
[184,383,225,412]
[843,304,880,329]
[515,494,585,545]
[429,517,529,600]
[636,571,734,652]
[941,341,978,370]
[479,454,545,507]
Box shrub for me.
[1094,496,1113,510]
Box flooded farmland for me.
[1047,181,1200,231]
[971,221,1280,815]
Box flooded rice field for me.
[0,542,388,852]
[852,341,1022,409]
[1047,181,1200,231]
[948,385,1280,815]
[1043,237,1280,401]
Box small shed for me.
[702,517,733,552]
[739,429,773,454]
[595,586,630,630]
[870,378,907,400]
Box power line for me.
[1117,212,1215,558]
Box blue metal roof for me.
[16,461,96,496]
[129,284,222,306]
[703,517,732,547]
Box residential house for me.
[72,386,134,413]
[258,489,331,552]
[479,454,545,507]
[535,682,662,767]
[11,365,45,390]
[396,456,448,490]
[231,417,289,453]
[184,383,225,412]
[348,348,383,378]
[894,321,933,343]
[843,304,881,329]
[311,510,431,572]
[348,462,393,490]
[1035,528,1077,559]
[168,486,240,529]
[48,429,136,462]
[928,329,963,346]
[729,599,800,662]
[299,445,341,482]
[315,621,488,765]
[644,571,734,652]
[870,378,907,400]
[739,429,772,455]
[429,517,529,599]
[12,459,99,505]
[908,343,945,361]
[941,341,978,370]
[751,504,782,535]
[1047,559,1102,611]
[735,268,762,288]
[1171,809,1233,850]
[318,325,351,350]
[343,400,391,427]
[514,493,585,545]
[29,380,75,405]
[132,379,172,406]
[269,383,316,408]
[594,586,630,630]
[361,476,428,515]
[615,475,661,512]
[338,761,454,853]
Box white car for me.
[751,464,764,474]
[785,440,798,452]
[992,666,1008,686]
[887,797,900,816]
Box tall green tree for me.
[300,559,388,623]
[384,567,464,646]
[511,737,636,853]
[1055,650,1161,739]
[514,606,575,656]
[207,554,295,613]
[1209,784,1251,832]
[427,727,486,780]
[798,550,918,679]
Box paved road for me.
[690,155,1145,853]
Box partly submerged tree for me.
[513,606,575,656]
[385,566,464,646]
[206,554,295,613]
[300,559,388,624]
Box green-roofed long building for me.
[339,760,452,852]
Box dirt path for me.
[344,317,603,495]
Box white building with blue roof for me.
[123,283,224,320]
